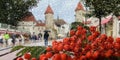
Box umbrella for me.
[101,15,113,25]
[44,30,51,32]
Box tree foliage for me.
[85,0,120,32]
[71,22,91,36]
[86,0,120,17]
[0,0,38,26]
[71,22,84,30]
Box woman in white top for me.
[20,34,24,45]
[0,34,4,47]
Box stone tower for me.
[44,5,56,39]
[75,2,86,22]
[44,5,54,29]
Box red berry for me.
[24,53,31,59]
[61,53,67,60]
[17,57,23,60]
[46,46,52,52]
[46,52,53,58]
[31,57,37,60]
[52,54,61,60]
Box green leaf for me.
[14,46,46,59]
[30,46,38,58]
[11,45,24,52]
[117,57,120,60]
[35,46,46,58]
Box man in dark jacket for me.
[31,32,37,43]
[44,32,49,46]
[11,33,16,46]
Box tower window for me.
[33,27,35,30]
[23,27,24,29]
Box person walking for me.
[20,34,24,45]
[44,32,49,46]
[0,34,3,47]
[4,32,10,47]
[11,33,16,46]
[38,32,42,41]
[31,32,37,43]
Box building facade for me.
[44,5,54,29]
[17,12,45,35]
[18,5,70,39]
[74,1,120,38]
[112,16,120,38]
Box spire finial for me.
[57,15,59,20]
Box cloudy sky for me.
[30,0,80,23]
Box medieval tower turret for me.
[44,5,54,29]
[75,2,86,22]
[44,5,56,39]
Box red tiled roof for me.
[23,16,37,22]
[44,5,54,14]
[22,12,37,22]
[75,2,84,11]
[35,23,45,26]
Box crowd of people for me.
[0,32,25,48]
[0,31,50,48]
[30,31,49,46]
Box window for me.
[94,20,98,23]
[79,13,81,15]
[62,26,65,29]
[33,27,34,30]
[82,13,85,16]
[74,15,76,17]
[111,31,113,36]
[38,28,40,30]
[23,27,24,29]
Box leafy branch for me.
[11,46,46,59]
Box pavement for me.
[0,39,63,60]
[24,40,52,46]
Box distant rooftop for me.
[22,12,37,22]
[54,19,66,26]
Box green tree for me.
[71,22,84,30]
[0,0,38,26]
[71,22,91,36]
[85,0,120,33]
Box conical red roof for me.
[44,5,54,14]
[75,2,84,11]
